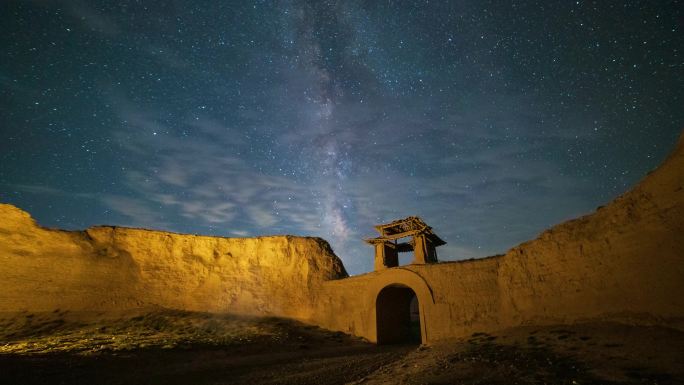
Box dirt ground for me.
[1,310,682,385]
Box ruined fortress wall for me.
[312,134,684,343]
[1,134,682,344]
[495,142,684,328]
[0,206,347,320]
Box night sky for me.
[1,1,682,274]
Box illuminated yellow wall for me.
[0,135,682,343]
[311,134,684,342]
[0,206,346,320]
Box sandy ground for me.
[359,323,684,385]
[1,310,682,385]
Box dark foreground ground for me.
[1,310,682,385]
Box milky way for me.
[1,1,682,273]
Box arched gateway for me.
[370,269,435,344]
[376,284,421,344]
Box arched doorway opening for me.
[376,284,422,344]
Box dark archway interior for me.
[376,285,421,344]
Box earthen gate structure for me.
[364,216,445,270]
[361,217,444,343]
[0,133,683,348]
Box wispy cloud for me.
[104,92,331,239]
[99,195,168,228]
[27,0,121,36]
[96,2,604,274]
[65,1,120,36]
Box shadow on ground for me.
[0,310,410,385]
[1,311,682,384]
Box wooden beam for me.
[364,229,421,242]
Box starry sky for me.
[1,1,682,274]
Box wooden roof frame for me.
[364,216,446,247]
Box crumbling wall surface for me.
[496,133,684,329]
[314,134,684,342]
[412,260,503,339]
[313,259,504,343]
[0,205,347,320]
[2,133,682,343]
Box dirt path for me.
[357,323,684,385]
[0,310,413,385]
[0,343,413,385]
[1,311,682,385]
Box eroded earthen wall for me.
[1,134,682,343]
[312,134,684,342]
[0,206,346,320]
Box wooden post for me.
[426,238,438,263]
[374,243,385,270]
[412,234,439,264]
[412,234,428,264]
[384,243,399,268]
[374,242,399,270]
